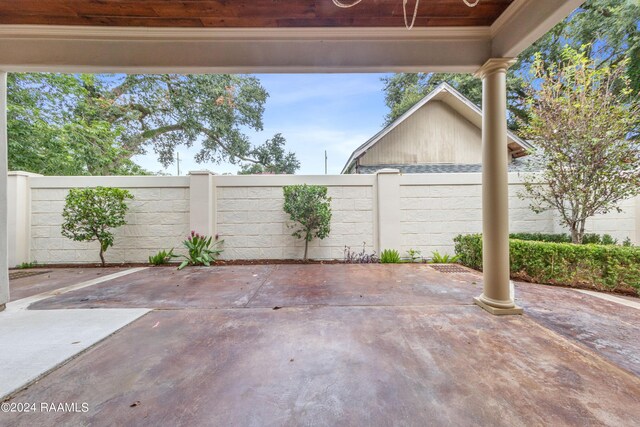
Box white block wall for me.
[216,185,374,260]
[28,177,190,264]
[398,180,558,256]
[554,197,637,244]
[6,171,640,265]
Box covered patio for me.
[5,1,639,424]
[2,264,640,425]
[0,0,585,315]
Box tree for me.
[283,185,332,261]
[520,0,640,92]
[381,73,527,129]
[9,73,299,175]
[61,187,133,266]
[520,46,640,244]
[8,73,145,176]
[239,134,300,174]
[382,0,640,129]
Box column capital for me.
[474,58,515,79]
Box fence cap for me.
[188,170,216,176]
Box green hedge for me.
[454,234,640,295]
[508,232,618,245]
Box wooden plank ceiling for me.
[0,0,514,28]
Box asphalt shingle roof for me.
[357,159,538,174]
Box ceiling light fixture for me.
[331,0,480,30]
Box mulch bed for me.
[11,259,346,269]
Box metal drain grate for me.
[9,270,52,280]
[430,264,469,274]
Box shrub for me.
[149,249,174,266]
[61,187,133,266]
[406,249,422,263]
[16,261,38,269]
[430,251,460,264]
[576,233,618,245]
[380,249,401,264]
[454,234,640,295]
[509,233,571,243]
[453,234,483,270]
[283,184,332,261]
[344,243,378,264]
[508,232,618,245]
[173,231,224,270]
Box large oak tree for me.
[8,73,299,175]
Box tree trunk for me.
[579,220,586,244]
[570,220,586,244]
[99,246,106,267]
[303,239,309,262]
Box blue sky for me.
[133,73,392,175]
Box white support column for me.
[8,172,37,267]
[0,71,8,311]
[376,169,401,254]
[474,59,522,315]
[189,171,216,237]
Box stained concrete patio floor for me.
[9,267,127,300]
[2,264,640,426]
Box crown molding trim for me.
[0,25,492,41]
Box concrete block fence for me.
[7,170,640,266]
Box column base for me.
[474,297,523,316]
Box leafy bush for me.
[453,234,484,270]
[406,249,422,263]
[283,184,332,261]
[16,261,38,269]
[61,187,133,266]
[509,232,618,245]
[149,249,174,266]
[380,249,402,264]
[454,234,640,295]
[344,243,378,264]
[430,251,460,264]
[509,233,571,243]
[173,232,224,270]
[594,234,617,246]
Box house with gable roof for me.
[342,82,533,174]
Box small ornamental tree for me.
[61,187,133,266]
[283,185,332,261]
[520,46,640,244]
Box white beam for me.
[0,26,491,74]
[491,0,586,58]
[0,71,8,311]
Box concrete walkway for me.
[2,265,640,426]
[0,268,150,399]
